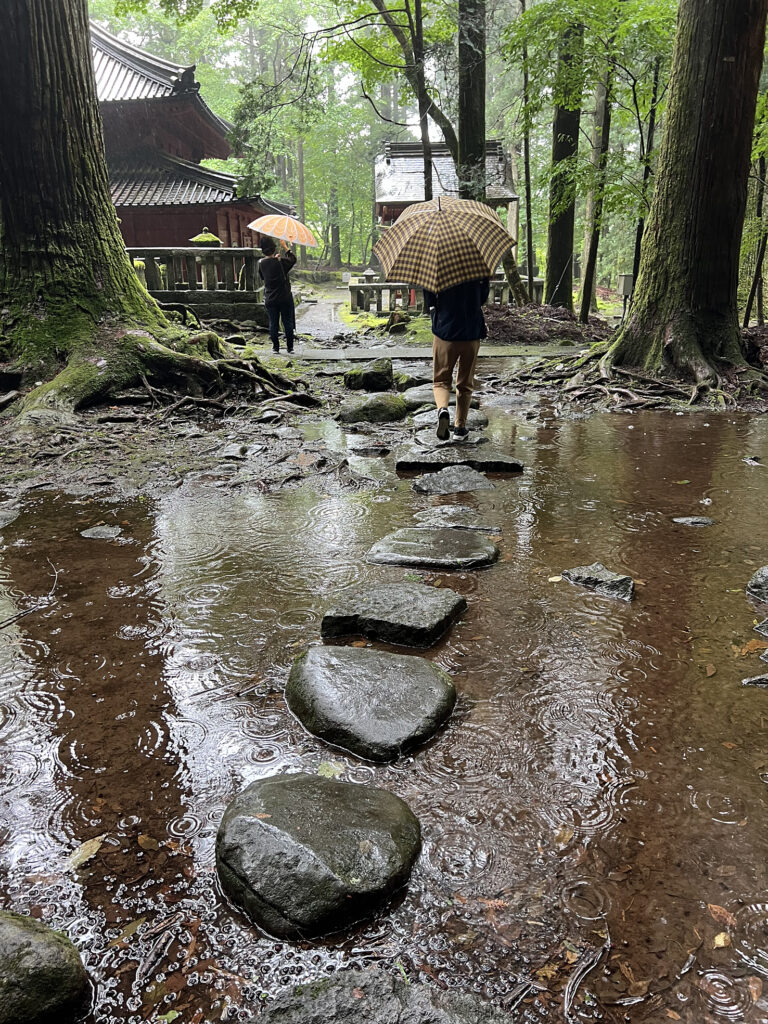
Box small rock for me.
[747,566,768,605]
[286,646,456,761]
[321,582,467,647]
[0,911,89,1024]
[216,773,421,938]
[80,525,121,540]
[337,394,408,424]
[672,516,715,527]
[395,371,431,392]
[395,444,523,474]
[412,465,495,495]
[247,969,515,1024]
[562,562,634,602]
[344,359,394,392]
[221,443,248,460]
[742,674,768,688]
[367,528,499,570]
[401,384,479,412]
[414,506,501,534]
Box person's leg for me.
[432,335,458,439]
[282,299,296,352]
[266,304,280,351]
[454,340,481,428]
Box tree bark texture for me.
[458,0,486,200]
[579,73,612,324]
[520,0,535,299]
[545,27,583,310]
[0,0,162,362]
[610,0,768,381]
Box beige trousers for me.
[432,335,481,427]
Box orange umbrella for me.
[247,214,318,247]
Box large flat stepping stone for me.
[321,582,466,647]
[401,384,479,411]
[286,647,456,761]
[414,505,501,533]
[368,528,499,570]
[216,773,421,939]
[413,407,489,429]
[562,562,634,602]
[0,911,89,1024]
[395,444,523,474]
[747,566,768,604]
[248,969,514,1024]
[413,465,495,495]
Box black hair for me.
[261,236,276,255]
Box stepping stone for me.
[395,444,523,474]
[344,358,393,392]
[672,516,715,527]
[395,371,431,392]
[401,384,480,412]
[747,566,768,604]
[286,647,456,762]
[367,528,499,570]
[337,394,407,424]
[0,505,20,530]
[742,674,768,688]
[414,506,501,534]
[216,773,421,939]
[321,582,466,647]
[413,465,494,495]
[755,619,768,637]
[249,968,514,1024]
[413,407,489,429]
[79,525,121,540]
[0,911,89,1024]
[562,562,634,602]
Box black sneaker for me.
[272,345,279,353]
[452,426,469,441]
[436,408,450,440]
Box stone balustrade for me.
[127,246,263,295]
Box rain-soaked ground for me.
[1,406,768,1023]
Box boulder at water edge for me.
[344,359,394,392]
[562,562,634,602]
[247,969,514,1024]
[0,911,89,1024]
[337,394,408,424]
[367,528,499,570]
[216,773,421,938]
[747,566,768,605]
[321,582,467,647]
[286,646,456,761]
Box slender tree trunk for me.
[329,188,342,268]
[579,75,610,317]
[579,71,612,324]
[502,249,530,306]
[545,26,583,310]
[412,0,433,201]
[520,0,535,300]
[298,138,307,268]
[743,153,767,326]
[608,0,768,382]
[631,57,660,288]
[458,0,486,200]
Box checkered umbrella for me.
[373,197,514,292]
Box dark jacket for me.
[259,251,297,305]
[423,278,490,341]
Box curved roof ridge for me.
[90,19,193,101]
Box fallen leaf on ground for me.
[748,976,763,1001]
[708,904,737,927]
[534,963,558,982]
[107,917,145,947]
[666,1010,682,1020]
[317,761,344,779]
[713,931,731,947]
[68,834,107,870]
[351,640,368,647]
[739,638,768,657]
[705,663,717,677]
[352,988,364,1000]
[722,741,737,749]
[554,825,575,848]
[255,813,272,820]
[138,834,159,851]
[548,575,562,583]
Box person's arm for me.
[479,278,490,305]
[281,251,297,272]
[423,288,438,310]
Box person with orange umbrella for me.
[258,236,297,354]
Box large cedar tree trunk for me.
[458,0,486,200]
[545,27,583,310]
[607,0,768,381]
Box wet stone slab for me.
[395,444,524,474]
[286,646,456,762]
[412,465,495,495]
[412,407,489,429]
[672,516,716,527]
[321,582,467,647]
[414,506,502,533]
[562,561,635,602]
[367,528,499,570]
[248,969,514,1024]
[747,566,768,604]
[216,773,421,939]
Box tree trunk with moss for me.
[0,0,232,422]
[606,0,768,382]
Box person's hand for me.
[279,238,288,250]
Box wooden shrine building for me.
[90,21,289,248]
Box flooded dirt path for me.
[1,407,768,1022]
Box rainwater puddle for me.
[1,409,767,1022]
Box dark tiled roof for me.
[91,21,185,101]
[375,140,518,205]
[109,150,291,213]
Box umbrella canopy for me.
[248,214,318,247]
[374,197,514,292]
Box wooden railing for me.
[127,247,262,294]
